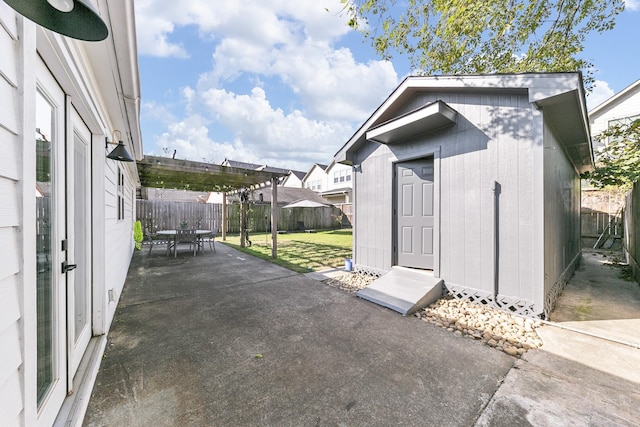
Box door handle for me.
[62,261,77,273]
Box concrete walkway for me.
[550,250,640,347]
[479,250,640,425]
[84,244,514,426]
[84,247,640,426]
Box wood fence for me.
[137,200,222,233]
[137,200,349,234]
[581,210,618,237]
[335,203,353,227]
[625,182,640,282]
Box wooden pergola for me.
[137,155,290,257]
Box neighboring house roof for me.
[302,163,330,182]
[289,170,306,180]
[321,187,352,196]
[280,169,306,187]
[589,79,640,118]
[334,72,593,174]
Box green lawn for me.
[221,229,352,273]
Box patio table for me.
[156,229,213,256]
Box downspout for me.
[221,192,227,241]
[352,163,360,269]
[493,181,501,306]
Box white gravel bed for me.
[323,272,543,358]
[323,272,375,293]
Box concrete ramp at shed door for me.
[356,267,443,316]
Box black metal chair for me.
[144,226,171,255]
[172,229,198,257]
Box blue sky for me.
[135,0,640,172]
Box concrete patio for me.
[83,245,640,426]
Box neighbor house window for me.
[334,170,351,184]
[607,115,640,145]
[308,180,321,190]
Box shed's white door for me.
[396,158,435,270]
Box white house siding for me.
[353,90,539,309]
[591,85,640,134]
[103,161,136,327]
[0,5,26,424]
[303,164,328,192]
[325,163,352,192]
[590,81,640,149]
[0,1,142,424]
[282,174,303,188]
[542,120,581,315]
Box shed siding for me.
[0,4,24,423]
[542,120,581,311]
[354,91,537,303]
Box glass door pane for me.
[73,131,88,342]
[35,90,55,405]
[68,110,92,381]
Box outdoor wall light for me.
[3,0,109,41]
[106,130,134,162]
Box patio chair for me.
[198,228,218,253]
[145,231,171,255]
[172,229,198,257]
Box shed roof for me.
[334,73,593,174]
[138,155,290,192]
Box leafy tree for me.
[582,120,640,190]
[341,0,624,88]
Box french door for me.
[67,108,92,386]
[36,57,93,426]
[36,58,68,426]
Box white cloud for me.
[270,42,398,121]
[174,86,354,169]
[135,0,350,58]
[136,0,400,170]
[587,80,615,111]
[626,0,639,11]
[134,0,190,58]
[141,101,177,124]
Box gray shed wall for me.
[542,120,582,315]
[354,90,547,311]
